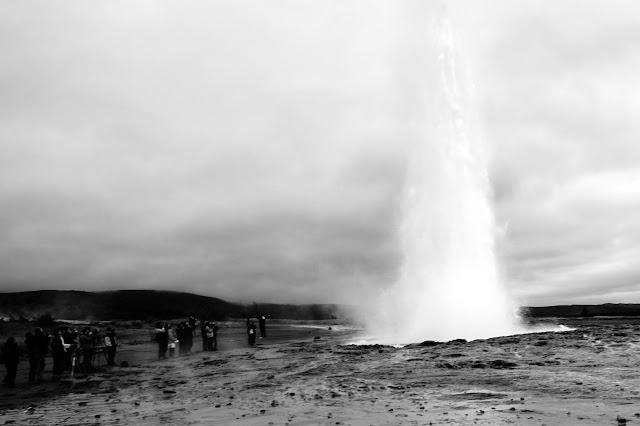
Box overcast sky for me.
[1,1,639,306]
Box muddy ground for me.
[1,318,640,425]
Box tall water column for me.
[372,5,523,344]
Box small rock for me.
[260,409,266,414]
[617,415,627,424]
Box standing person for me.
[1,337,19,388]
[211,322,219,351]
[176,322,187,355]
[62,327,77,372]
[155,322,168,359]
[258,314,268,339]
[25,332,36,383]
[40,329,51,375]
[78,328,94,374]
[51,329,70,379]
[187,317,197,353]
[247,321,257,346]
[204,322,214,351]
[200,319,207,351]
[167,324,178,357]
[104,327,117,366]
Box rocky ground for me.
[1,319,640,425]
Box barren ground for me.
[1,318,640,425]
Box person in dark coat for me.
[1,337,19,388]
[155,322,168,359]
[200,319,207,351]
[61,327,77,372]
[51,328,70,379]
[105,327,117,366]
[25,331,38,383]
[211,322,219,351]
[187,317,197,352]
[247,321,257,346]
[78,327,94,373]
[258,314,268,338]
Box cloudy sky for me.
[1,1,639,307]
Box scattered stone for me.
[271,400,279,407]
[490,360,517,369]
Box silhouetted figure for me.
[61,327,77,372]
[201,319,207,351]
[1,337,19,388]
[204,322,219,351]
[167,324,178,357]
[187,317,197,352]
[79,327,94,373]
[51,329,70,379]
[211,322,218,351]
[155,322,168,359]
[105,327,117,366]
[247,321,257,346]
[258,314,268,338]
[25,329,47,383]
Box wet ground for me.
[1,318,640,425]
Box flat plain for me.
[1,318,639,425]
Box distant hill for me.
[523,303,640,318]
[0,290,342,322]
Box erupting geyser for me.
[370,7,525,344]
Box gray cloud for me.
[2,1,640,307]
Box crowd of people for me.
[1,325,118,388]
[153,314,271,357]
[2,313,271,388]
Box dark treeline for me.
[523,303,640,318]
[0,290,342,322]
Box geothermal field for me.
[2,2,639,426]
[1,318,640,425]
